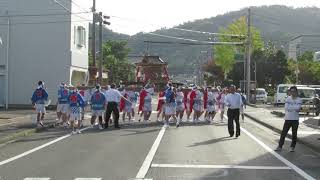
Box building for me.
[0,0,91,107]
[135,55,169,85]
[288,35,320,60]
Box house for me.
[288,35,320,60]
[0,0,91,107]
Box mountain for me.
[102,5,320,74]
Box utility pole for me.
[91,0,96,67]
[246,8,251,103]
[98,12,103,84]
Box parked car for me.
[255,88,268,103]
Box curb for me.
[0,120,58,145]
[244,113,320,153]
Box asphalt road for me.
[0,108,319,180]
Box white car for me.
[255,88,268,103]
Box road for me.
[0,108,319,180]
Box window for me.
[75,26,86,47]
[278,86,289,93]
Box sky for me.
[93,0,320,35]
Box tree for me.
[286,51,320,84]
[214,16,264,77]
[202,61,224,85]
[101,40,134,84]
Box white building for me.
[0,0,91,107]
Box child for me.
[68,86,85,134]
[90,84,106,130]
[31,81,48,127]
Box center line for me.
[136,127,166,179]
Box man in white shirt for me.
[275,86,302,152]
[224,85,243,138]
[104,83,122,129]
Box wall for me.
[0,0,72,105]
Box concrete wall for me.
[0,0,91,106]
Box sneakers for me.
[98,125,103,130]
[72,131,77,135]
[290,147,295,152]
[77,129,81,134]
[37,121,44,127]
[274,147,282,152]
[176,123,180,128]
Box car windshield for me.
[256,90,266,95]
[297,89,315,98]
[278,86,289,93]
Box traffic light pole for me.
[246,8,251,103]
[98,12,103,84]
[91,0,96,67]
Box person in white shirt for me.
[104,83,122,129]
[224,85,243,138]
[275,86,302,152]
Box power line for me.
[144,32,244,45]
[110,15,245,37]
[53,0,90,21]
[69,0,91,13]
[0,19,91,26]
[0,12,90,18]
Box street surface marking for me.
[0,127,90,166]
[151,164,291,170]
[136,127,166,179]
[0,122,17,127]
[223,115,316,180]
[24,178,50,180]
[74,178,102,180]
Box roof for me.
[135,55,168,65]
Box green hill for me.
[100,5,320,74]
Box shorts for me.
[143,103,152,112]
[216,103,225,112]
[176,102,185,112]
[193,103,203,112]
[57,103,69,114]
[240,106,244,114]
[124,105,133,112]
[70,113,81,121]
[207,105,215,113]
[35,104,46,113]
[186,102,191,112]
[92,110,104,117]
[165,103,176,115]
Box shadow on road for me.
[187,136,233,147]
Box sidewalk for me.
[0,110,57,144]
[244,106,320,152]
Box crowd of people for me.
[31,80,307,151]
[31,81,247,136]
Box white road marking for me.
[223,115,316,180]
[0,122,17,127]
[24,178,50,180]
[0,127,90,166]
[151,163,291,170]
[74,178,102,180]
[136,127,166,179]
